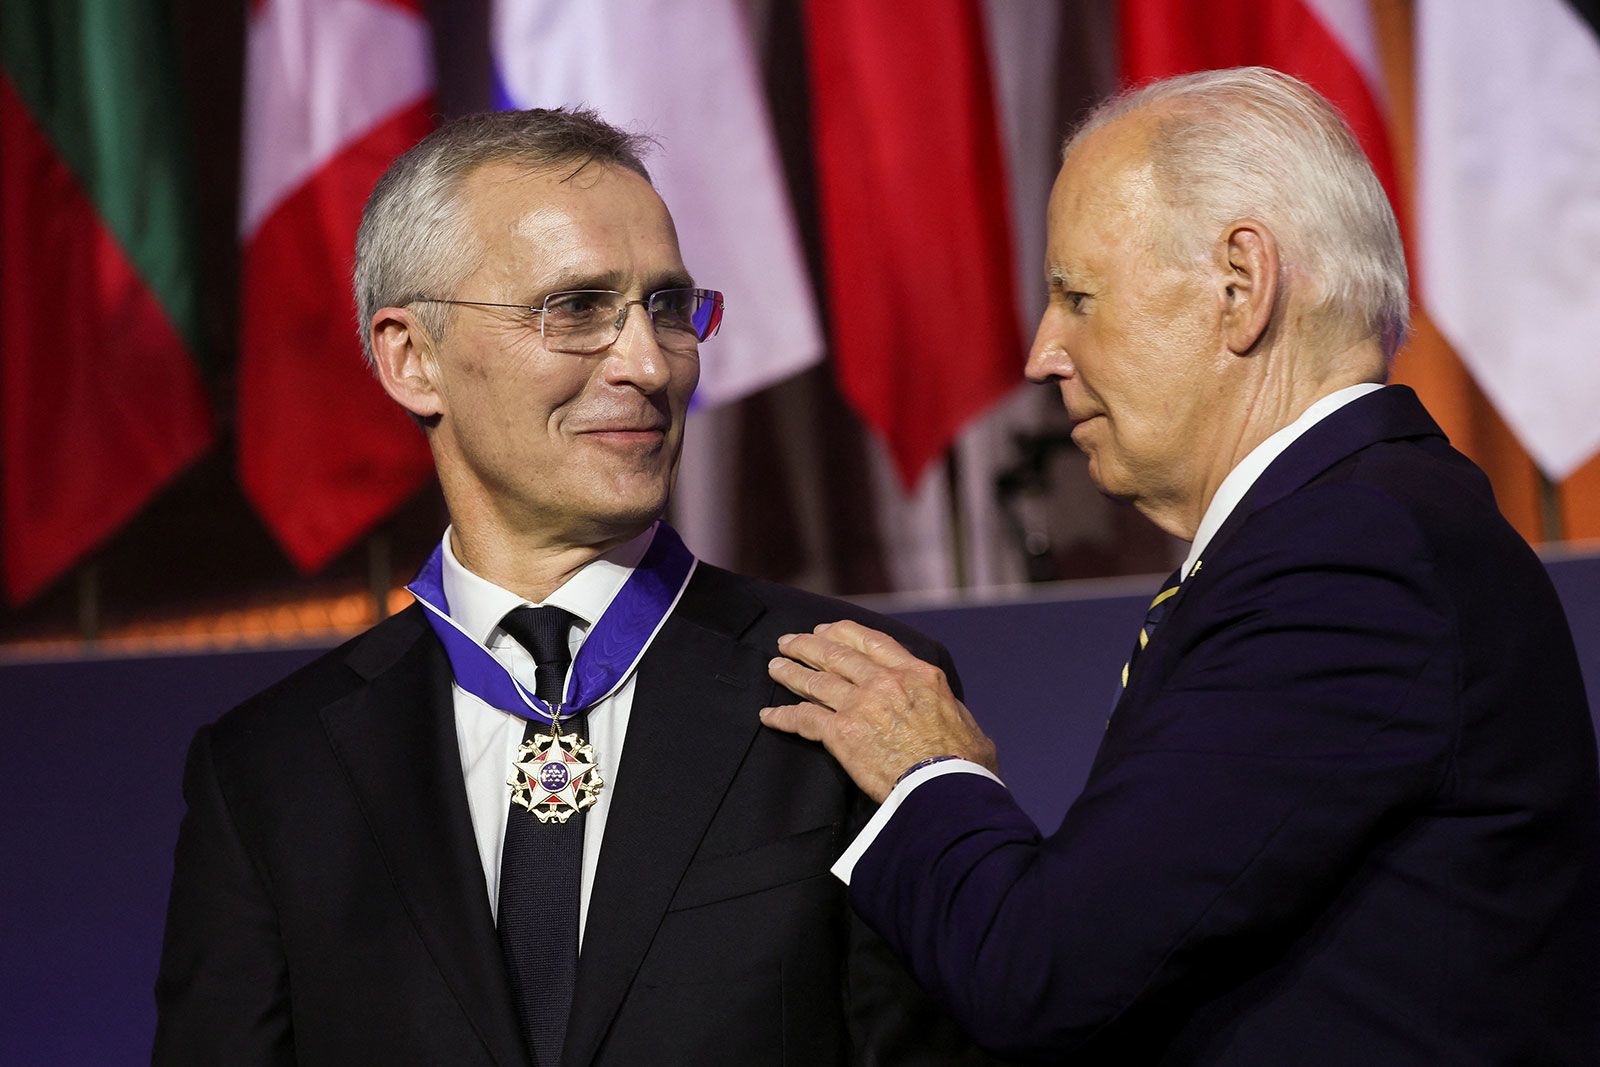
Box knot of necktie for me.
[499,605,579,706]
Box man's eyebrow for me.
[533,269,629,296]
[526,269,696,299]
[646,271,696,292]
[1048,264,1093,291]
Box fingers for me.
[775,631,880,685]
[767,623,950,719]
[774,621,930,686]
[767,655,856,709]
[761,625,991,804]
[758,701,833,742]
[811,619,925,669]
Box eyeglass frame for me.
[406,287,725,355]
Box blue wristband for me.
[896,754,959,785]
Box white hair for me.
[1067,66,1409,358]
[353,108,654,367]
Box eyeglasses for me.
[410,287,724,355]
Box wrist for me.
[895,754,959,786]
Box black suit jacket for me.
[154,563,987,1066]
[850,386,1600,1064]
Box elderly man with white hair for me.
[763,67,1600,1064]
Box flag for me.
[0,1,214,604]
[490,0,823,408]
[1120,0,1400,221]
[865,0,1092,591]
[806,0,1026,492]
[238,0,437,573]
[1415,1,1600,480]
[1361,1,1549,543]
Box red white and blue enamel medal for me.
[508,716,603,824]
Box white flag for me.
[1417,0,1600,479]
[491,0,823,408]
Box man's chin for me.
[576,485,672,541]
[555,454,681,543]
[1084,457,1134,505]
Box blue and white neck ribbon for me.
[407,522,697,725]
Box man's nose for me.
[604,302,671,392]
[1024,311,1073,384]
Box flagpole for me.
[944,449,969,590]
[368,530,392,623]
[77,561,100,645]
[1538,470,1565,545]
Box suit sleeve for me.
[843,645,1003,1066]
[848,484,1460,1060]
[153,726,295,1066]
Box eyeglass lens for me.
[542,288,723,353]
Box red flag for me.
[1120,0,1399,213]
[1,2,214,604]
[805,0,1025,490]
[238,0,436,573]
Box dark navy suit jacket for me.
[851,386,1600,1064]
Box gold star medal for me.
[508,716,603,824]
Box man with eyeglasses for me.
[154,108,988,1067]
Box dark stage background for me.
[4,555,1599,1064]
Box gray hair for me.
[353,107,654,365]
[1067,66,1409,358]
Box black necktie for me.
[496,605,584,1067]
[1121,565,1186,690]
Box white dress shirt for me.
[440,524,655,945]
[832,382,1387,883]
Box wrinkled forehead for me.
[1049,116,1172,254]
[457,159,670,232]
[1058,114,1159,208]
[456,159,685,286]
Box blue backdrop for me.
[4,554,1598,1064]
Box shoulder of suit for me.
[687,562,945,660]
[206,604,431,749]
[1220,451,1545,623]
[1282,435,1517,560]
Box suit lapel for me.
[319,608,532,1067]
[562,569,768,1067]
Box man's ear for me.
[1219,219,1280,356]
[370,306,445,422]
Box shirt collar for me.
[1182,382,1385,579]
[439,523,657,647]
